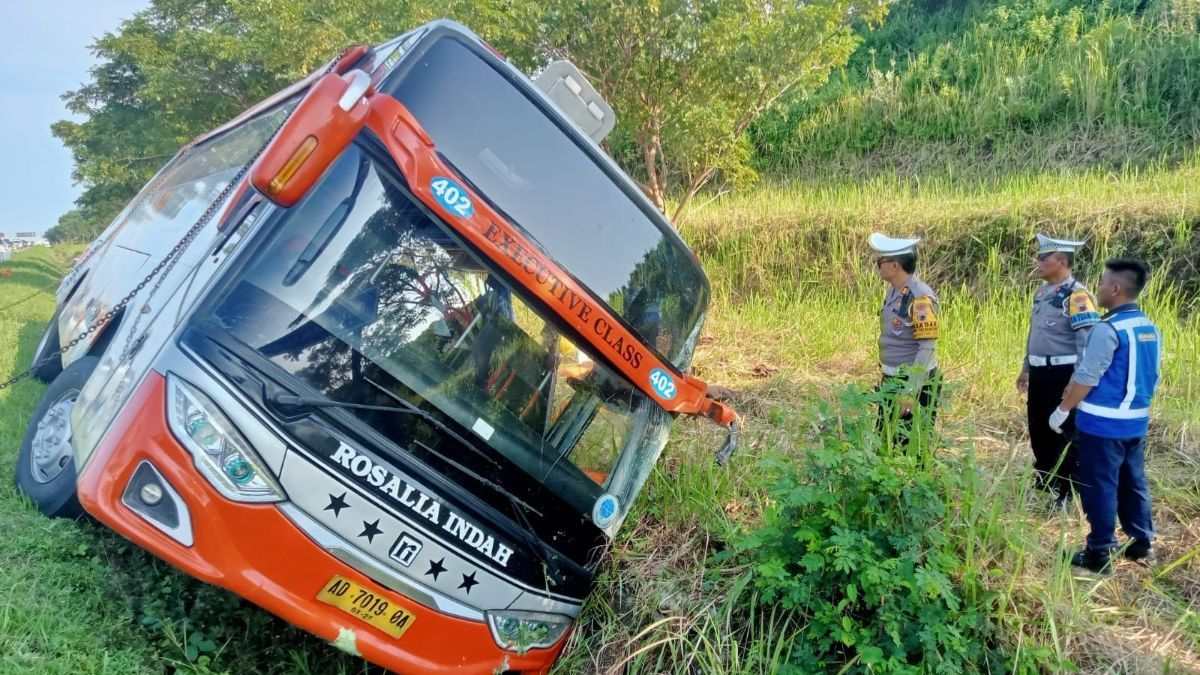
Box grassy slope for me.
[0,247,385,675]
[751,0,1200,183]
[0,247,153,674]
[554,166,1200,673]
[559,2,1200,670]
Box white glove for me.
[1049,407,1070,434]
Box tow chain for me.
[0,280,61,316]
[0,48,356,393]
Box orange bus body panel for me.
[76,372,564,674]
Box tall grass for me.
[684,162,1200,298]
[559,167,1200,671]
[751,0,1200,179]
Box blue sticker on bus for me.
[430,176,473,217]
[649,368,677,400]
[592,494,620,528]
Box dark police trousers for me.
[1075,430,1155,550]
[1027,363,1078,498]
[877,370,941,448]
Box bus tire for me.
[14,356,99,519]
[30,309,64,383]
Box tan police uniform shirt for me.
[880,274,940,373]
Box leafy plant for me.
[737,385,1005,673]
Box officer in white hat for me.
[1016,233,1100,509]
[869,233,941,444]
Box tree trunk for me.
[670,166,718,225]
[639,116,667,214]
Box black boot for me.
[1070,547,1113,574]
[1124,540,1157,566]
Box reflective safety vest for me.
[1076,307,1161,439]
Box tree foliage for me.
[46,0,538,243]
[49,1,288,242]
[47,0,890,242]
[538,0,893,221]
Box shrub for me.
[737,385,1005,673]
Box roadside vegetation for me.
[3,0,1198,673]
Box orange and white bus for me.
[17,20,737,674]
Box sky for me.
[0,1,149,237]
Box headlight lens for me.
[167,373,284,503]
[486,610,572,653]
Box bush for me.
[737,385,1005,673]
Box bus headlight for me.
[486,610,571,653]
[167,374,285,503]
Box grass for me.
[1,158,1198,675]
[751,0,1200,181]
[557,167,1200,672]
[0,247,384,675]
[0,246,154,674]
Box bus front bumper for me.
[75,370,565,674]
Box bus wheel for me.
[29,310,64,383]
[14,356,99,518]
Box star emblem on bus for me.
[323,492,349,518]
[425,557,446,581]
[458,571,478,594]
[359,519,383,543]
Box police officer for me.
[870,233,940,442]
[1051,258,1160,573]
[1016,234,1099,508]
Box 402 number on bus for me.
[430,177,474,217]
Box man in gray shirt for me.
[1016,234,1099,509]
[869,233,940,447]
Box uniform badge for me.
[1067,289,1100,329]
[910,296,939,340]
[890,317,902,327]
[1046,320,1057,327]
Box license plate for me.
[316,575,416,639]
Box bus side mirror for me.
[251,70,373,207]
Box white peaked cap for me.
[1036,233,1085,254]
[868,232,921,256]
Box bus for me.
[16,20,738,674]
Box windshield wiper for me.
[271,392,550,518]
[269,391,500,470]
[272,390,567,582]
[397,437,537,515]
[357,379,570,584]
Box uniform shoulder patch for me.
[1067,289,1099,329]
[910,296,939,339]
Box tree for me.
[54,0,887,235]
[50,0,538,243]
[538,0,893,223]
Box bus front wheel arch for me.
[14,356,100,519]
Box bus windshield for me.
[204,143,672,520]
[384,36,709,368]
